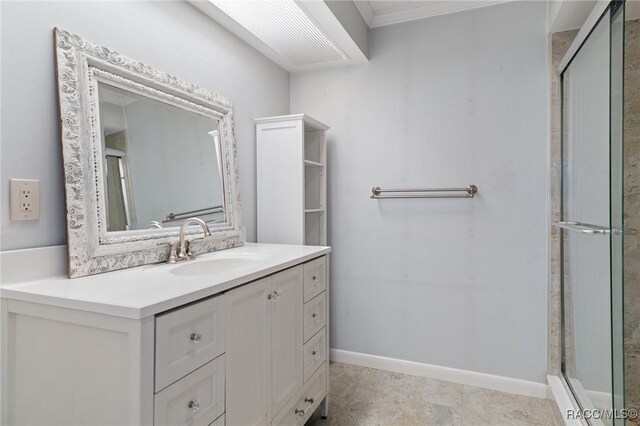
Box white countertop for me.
[0,243,330,319]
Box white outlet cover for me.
[10,179,40,221]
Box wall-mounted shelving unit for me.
[256,114,328,246]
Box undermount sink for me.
[169,253,267,276]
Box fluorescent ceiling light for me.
[209,0,347,66]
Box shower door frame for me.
[557,0,626,423]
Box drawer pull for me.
[190,333,202,343]
[295,409,305,416]
[188,400,200,411]
[268,292,280,301]
[305,397,314,404]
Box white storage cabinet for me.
[256,114,329,246]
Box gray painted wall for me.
[1,0,553,384]
[0,0,290,250]
[291,1,550,382]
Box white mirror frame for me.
[54,28,245,278]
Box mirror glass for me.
[97,82,225,232]
[55,28,245,277]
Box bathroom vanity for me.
[0,29,332,425]
[0,244,330,425]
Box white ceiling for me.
[190,0,368,72]
[210,0,346,66]
[354,0,509,28]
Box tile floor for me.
[307,362,559,426]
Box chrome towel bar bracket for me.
[370,185,478,199]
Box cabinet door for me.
[271,266,303,416]
[225,278,272,426]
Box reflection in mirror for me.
[97,82,225,231]
[55,28,244,277]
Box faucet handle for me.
[185,237,205,258]
[167,241,179,263]
[158,240,179,263]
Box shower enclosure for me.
[559,1,638,424]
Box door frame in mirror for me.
[54,28,245,278]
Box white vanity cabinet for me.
[0,247,329,426]
[270,267,304,415]
[225,266,303,425]
[272,256,329,425]
[226,260,329,426]
[153,296,227,426]
[225,277,272,425]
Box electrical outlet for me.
[10,179,40,221]
[21,188,33,212]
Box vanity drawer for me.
[272,363,326,426]
[154,355,225,426]
[303,257,326,303]
[303,292,326,343]
[303,328,326,382]
[156,295,226,391]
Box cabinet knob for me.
[295,409,305,416]
[188,400,200,411]
[312,313,317,318]
[312,275,318,281]
[190,333,202,343]
[274,290,281,298]
[312,350,317,356]
[305,397,314,404]
[267,293,273,300]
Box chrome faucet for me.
[164,217,212,264]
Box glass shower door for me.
[560,2,625,423]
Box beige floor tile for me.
[460,385,558,426]
[307,362,558,426]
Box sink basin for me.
[169,253,267,276]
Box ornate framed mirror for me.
[54,28,244,278]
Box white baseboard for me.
[329,348,548,399]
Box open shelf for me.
[305,210,325,246]
[304,130,325,164]
[304,160,325,167]
[305,167,324,211]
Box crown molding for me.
[353,0,375,26]
[355,0,509,28]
